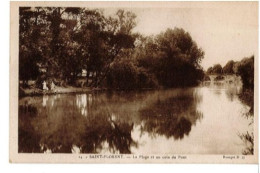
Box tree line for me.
[19,7,205,90]
[206,56,254,89]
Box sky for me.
[103,2,258,70]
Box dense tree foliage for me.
[207,64,222,74]
[207,56,254,82]
[236,56,254,89]
[206,67,213,74]
[19,7,204,89]
[222,60,235,74]
[134,28,205,88]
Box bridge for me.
[207,74,242,84]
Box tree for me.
[142,28,205,87]
[44,7,83,83]
[236,56,254,89]
[19,8,205,90]
[207,67,213,74]
[223,60,234,74]
[88,9,137,87]
[19,7,83,86]
[19,7,50,86]
[212,64,222,74]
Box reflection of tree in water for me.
[81,111,136,154]
[239,89,254,117]
[139,93,203,139]
[19,105,41,153]
[18,95,137,154]
[225,87,236,101]
[224,80,242,102]
[77,93,137,153]
[238,89,254,155]
[239,132,254,155]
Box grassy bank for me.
[19,86,101,97]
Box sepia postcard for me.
[10,1,258,163]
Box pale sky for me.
[103,2,258,70]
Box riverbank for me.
[19,86,102,97]
[19,85,159,97]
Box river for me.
[18,75,253,154]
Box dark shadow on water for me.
[18,101,137,153]
[19,89,203,153]
[80,109,137,154]
[139,93,203,140]
[18,105,41,153]
[238,89,254,155]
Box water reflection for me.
[139,92,202,139]
[238,89,254,155]
[42,95,48,107]
[42,94,60,107]
[76,94,87,116]
[225,84,242,102]
[202,75,242,101]
[19,105,41,153]
[19,97,137,153]
[19,77,253,154]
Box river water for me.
[18,76,253,154]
